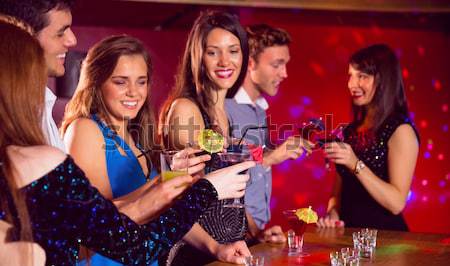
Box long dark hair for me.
[159,10,249,134]
[62,35,157,158]
[350,44,410,132]
[0,21,47,243]
[0,0,75,33]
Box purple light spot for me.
[289,106,304,118]
[317,205,326,216]
[270,197,277,210]
[278,160,291,172]
[302,96,313,106]
[312,167,326,180]
[424,151,431,159]
[407,190,414,202]
[295,153,307,163]
[439,180,446,188]
[409,112,415,120]
[439,195,446,204]
[442,124,448,132]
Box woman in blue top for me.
[61,36,213,265]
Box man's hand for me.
[263,136,313,167]
[215,241,251,264]
[258,225,286,244]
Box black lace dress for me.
[336,113,419,231]
[162,106,247,266]
[0,156,218,266]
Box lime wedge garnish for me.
[295,206,318,224]
[197,129,224,154]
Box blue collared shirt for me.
[225,87,272,229]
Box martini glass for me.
[218,151,252,208]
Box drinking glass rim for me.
[161,150,180,155]
[217,151,251,156]
[283,209,298,216]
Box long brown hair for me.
[159,10,249,137]
[349,44,410,132]
[61,35,157,155]
[0,21,47,242]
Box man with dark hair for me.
[0,0,77,151]
[226,24,311,243]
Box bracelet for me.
[353,159,365,175]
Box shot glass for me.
[244,255,264,266]
[330,248,360,266]
[361,228,378,248]
[160,150,189,187]
[359,239,375,259]
[287,230,303,255]
[346,256,360,266]
[352,231,362,249]
[330,251,345,266]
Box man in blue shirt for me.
[226,24,312,243]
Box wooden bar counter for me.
[207,226,450,265]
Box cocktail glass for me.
[283,209,309,256]
[160,150,189,187]
[217,151,252,208]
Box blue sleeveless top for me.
[81,114,158,266]
[92,114,156,197]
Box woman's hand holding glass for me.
[174,147,255,200]
[324,142,358,170]
[134,148,210,221]
[204,161,255,200]
[158,148,254,201]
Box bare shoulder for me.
[388,124,419,154]
[170,98,202,114]
[389,124,418,145]
[6,145,67,188]
[64,117,104,147]
[168,98,204,125]
[65,117,102,139]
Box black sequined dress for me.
[0,156,217,266]
[336,113,418,231]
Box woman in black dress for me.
[318,44,419,231]
[158,10,251,265]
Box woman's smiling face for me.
[203,27,243,90]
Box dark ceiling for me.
[71,0,450,32]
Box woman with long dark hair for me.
[318,44,419,230]
[159,10,251,265]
